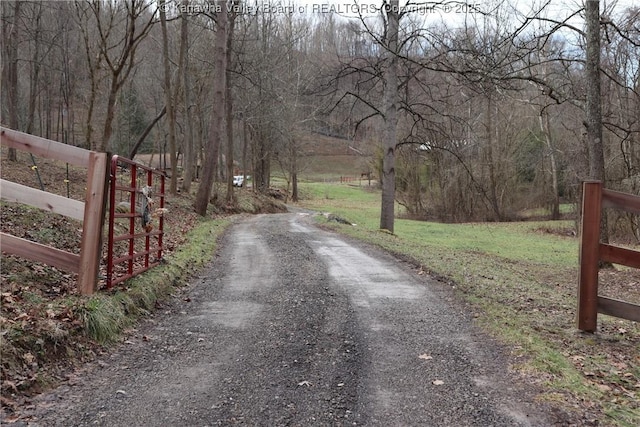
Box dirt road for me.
[25,213,556,426]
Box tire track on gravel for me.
[23,213,556,426]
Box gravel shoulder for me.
[20,212,559,426]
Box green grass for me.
[298,154,370,181]
[295,181,640,427]
[519,203,576,218]
[76,216,231,343]
[297,181,383,224]
[395,220,577,265]
[299,182,577,265]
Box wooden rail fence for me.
[577,181,640,332]
[0,127,109,295]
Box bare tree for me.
[380,0,400,232]
[584,0,605,182]
[264,12,317,202]
[24,1,43,135]
[538,108,561,219]
[234,8,284,194]
[128,106,166,159]
[179,0,195,193]
[225,1,239,205]
[195,6,228,215]
[159,0,178,194]
[75,0,155,152]
[599,4,640,238]
[583,0,610,244]
[1,0,21,160]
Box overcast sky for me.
[285,0,636,19]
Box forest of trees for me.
[1,1,638,237]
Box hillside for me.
[297,132,375,182]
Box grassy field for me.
[519,203,576,218]
[295,181,640,427]
[297,154,370,182]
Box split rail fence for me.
[577,181,640,332]
[0,127,109,295]
[1,128,167,295]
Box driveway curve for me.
[24,213,556,426]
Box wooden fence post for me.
[577,181,602,332]
[78,152,110,295]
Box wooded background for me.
[1,0,638,237]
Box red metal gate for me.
[106,155,166,289]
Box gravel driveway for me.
[24,213,556,426]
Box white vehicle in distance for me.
[233,175,245,187]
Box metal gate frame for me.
[106,155,166,289]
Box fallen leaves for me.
[419,354,443,385]
[1,292,16,304]
[22,353,36,365]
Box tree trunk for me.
[585,0,605,182]
[291,136,299,202]
[225,82,234,203]
[539,111,560,219]
[180,0,195,193]
[2,0,21,160]
[195,102,204,179]
[84,48,97,150]
[99,78,120,152]
[75,2,100,150]
[26,1,42,135]
[128,106,166,160]
[160,0,178,194]
[82,0,154,152]
[253,127,270,194]
[485,92,503,220]
[379,0,399,233]
[585,0,608,242]
[195,7,228,215]
[242,118,249,187]
[292,171,298,202]
[535,49,561,220]
[225,2,237,205]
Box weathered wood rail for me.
[0,127,109,295]
[577,181,640,332]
